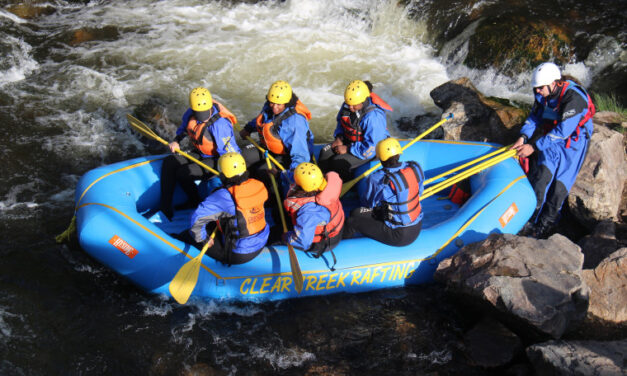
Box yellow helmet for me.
[376,138,402,162]
[344,80,370,106]
[294,162,326,192]
[189,87,213,112]
[218,152,247,178]
[266,80,292,104]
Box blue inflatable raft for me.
[75,140,535,302]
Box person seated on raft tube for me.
[160,87,240,221]
[343,138,424,247]
[511,62,595,239]
[283,162,345,257]
[238,80,314,188]
[318,80,392,182]
[186,152,269,265]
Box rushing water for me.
[0,0,621,374]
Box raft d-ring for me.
[216,278,225,286]
[455,238,464,248]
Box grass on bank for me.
[592,92,627,119]
[592,92,627,134]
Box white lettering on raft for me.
[238,262,416,295]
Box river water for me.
[0,0,621,374]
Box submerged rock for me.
[462,317,523,368]
[526,339,627,376]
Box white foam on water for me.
[249,345,316,370]
[0,35,39,86]
[138,298,174,317]
[0,9,27,24]
[0,308,16,338]
[417,348,453,365]
[7,0,449,155]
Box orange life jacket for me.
[225,178,268,238]
[339,92,393,142]
[186,101,237,156]
[541,80,595,148]
[255,100,312,154]
[283,172,344,245]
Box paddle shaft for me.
[127,114,220,176]
[421,149,517,200]
[423,144,513,186]
[339,113,453,197]
[235,124,286,171]
[265,155,304,294]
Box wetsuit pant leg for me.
[317,143,335,173]
[203,237,263,265]
[160,153,218,218]
[174,153,217,207]
[536,138,590,227]
[173,226,262,265]
[345,207,422,246]
[325,151,371,182]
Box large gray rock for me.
[434,233,589,339]
[526,339,627,376]
[429,78,526,145]
[582,248,627,327]
[568,123,627,229]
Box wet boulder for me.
[434,233,589,340]
[568,121,627,229]
[68,26,121,46]
[465,16,573,76]
[526,339,627,376]
[581,248,627,328]
[6,3,56,19]
[429,78,526,145]
[462,317,523,368]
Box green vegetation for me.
[592,92,627,120]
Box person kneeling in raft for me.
[343,138,424,247]
[186,152,269,265]
[283,163,345,262]
[317,79,392,182]
[160,87,240,220]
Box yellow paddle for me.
[340,113,453,197]
[422,149,517,200]
[423,144,513,186]
[169,227,218,304]
[265,152,304,293]
[126,114,220,176]
[235,124,286,171]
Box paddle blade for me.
[287,244,304,293]
[169,258,202,304]
[169,242,210,304]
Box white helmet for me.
[531,62,561,88]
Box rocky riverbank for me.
[401,78,627,374]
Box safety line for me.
[77,202,223,279]
[75,157,167,210]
